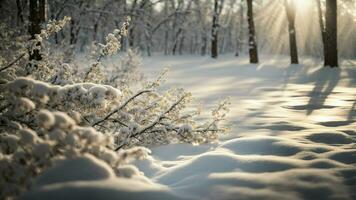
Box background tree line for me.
[1,0,355,67]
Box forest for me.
[0,0,355,200]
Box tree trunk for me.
[316,0,326,58]
[93,22,98,41]
[16,0,24,25]
[163,1,169,55]
[164,29,169,55]
[178,31,185,55]
[70,19,76,45]
[38,0,46,22]
[172,28,182,55]
[236,2,244,57]
[324,0,338,67]
[201,36,207,56]
[247,0,258,63]
[211,0,219,58]
[29,0,46,62]
[285,0,298,64]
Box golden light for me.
[287,0,313,9]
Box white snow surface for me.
[25,55,356,200]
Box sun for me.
[293,0,313,8]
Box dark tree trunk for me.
[29,0,46,62]
[16,0,24,25]
[164,29,169,55]
[128,0,138,48]
[178,32,185,55]
[93,22,98,41]
[201,36,207,56]
[172,28,182,55]
[247,0,258,63]
[163,1,169,55]
[285,0,298,64]
[38,0,46,22]
[70,19,76,45]
[324,0,338,67]
[211,0,219,58]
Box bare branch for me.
[115,93,189,151]
[92,90,152,127]
[0,53,26,73]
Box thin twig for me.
[0,53,26,73]
[115,93,188,151]
[92,90,152,127]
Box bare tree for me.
[164,0,169,55]
[284,0,298,64]
[29,0,46,61]
[16,0,24,25]
[193,0,209,56]
[316,0,326,58]
[324,0,338,67]
[211,0,224,58]
[235,1,244,57]
[246,0,258,63]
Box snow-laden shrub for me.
[0,17,73,85]
[0,108,150,199]
[0,16,230,149]
[1,75,229,149]
[0,16,230,199]
[105,49,144,87]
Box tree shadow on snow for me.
[348,100,356,122]
[306,67,341,115]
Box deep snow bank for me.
[20,154,186,200]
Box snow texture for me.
[24,55,356,200]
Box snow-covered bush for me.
[0,17,73,84]
[105,49,144,87]
[0,16,230,199]
[1,75,229,148]
[0,108,150,199]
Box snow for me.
[24,54,356,200]
[20,154,184,200]
[19,129,38,144]
[136,54,356,200]
[37,110,55,130]
[35,154,115,186]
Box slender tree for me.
[16,0,24,25]
[284,0,298,64]
[324,0,338,67]
[163,0,169,55]
[211,0,224,58]
[316,0,326,58]
[29,0,46,61]
[235,1,244,57]
[246,0,258,63]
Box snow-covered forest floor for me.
[22,55,356,200]
[139,55,356,199]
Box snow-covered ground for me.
[22,55,356,200]
[138,55,356,200]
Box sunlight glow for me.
[293,0,313,9]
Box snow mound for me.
[20,179,185,200]
[35,154,114,186]
[22,154,186,200]
[155,150,302,186]
[218,136,302,156]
